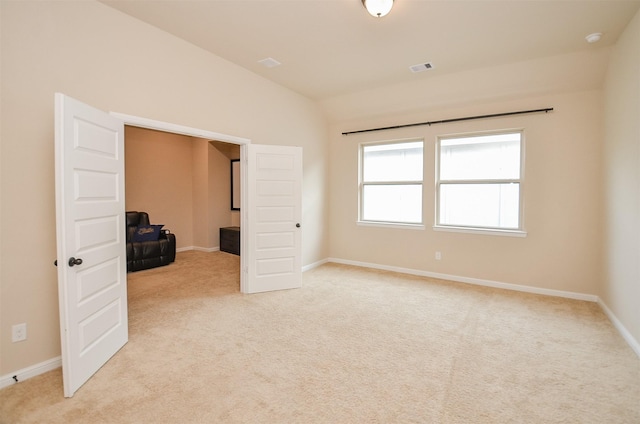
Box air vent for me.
[258,57,281,68]
[409,62,434,73]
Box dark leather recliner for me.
[126,211,176,272]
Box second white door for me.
[244,144,303,293]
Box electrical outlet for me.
[435,251,442,261]
[12,323,27,342]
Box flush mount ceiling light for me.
[362,0,394,18]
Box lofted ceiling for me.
[100,0,640,101]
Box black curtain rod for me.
[341,107,554,136]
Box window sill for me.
[433,225,527,238]
[358,221,425,230]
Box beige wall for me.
[0,1,329,375]
[602,10,640,347]
[328,90,603,295]
[125,127,195,249]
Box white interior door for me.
[54,93,128,397]
[244,144,302,293]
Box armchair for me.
[126,211,176,272]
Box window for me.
[360,140,423,225]
[436,131,524,233]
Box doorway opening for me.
[113,112,250,291]
[125,127,241,261]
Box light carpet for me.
[1,250,639,423]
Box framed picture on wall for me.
[231,159,240,210]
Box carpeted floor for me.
[1,250,639,423]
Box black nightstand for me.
[220,226,240,255]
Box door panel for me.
[55,93,128,397]
[245,144,302,293]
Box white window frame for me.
[358,139,425,229]
[434,130,526,237]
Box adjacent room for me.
[1,0,639,422]
[124,126,241,258]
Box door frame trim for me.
[111,112,251,292]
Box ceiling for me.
[100,0,640,101]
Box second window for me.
[436,131,524,231]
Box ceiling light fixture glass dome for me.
[362,0,394,18]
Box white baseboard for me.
[176,246,220,253]
[0,356,61,389]
[193,246,219,253]
[328,257,598,301]
[597,298,640,358]
[303,258,329,272]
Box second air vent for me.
[409,62,434,73]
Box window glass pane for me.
[363,184,422,224]
[363,141,423,182]
[439,183,519,229]
[440,133,520,180]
